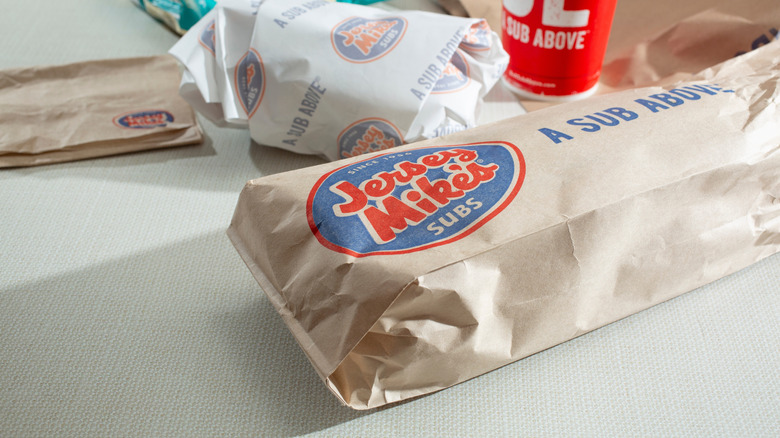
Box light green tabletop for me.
[1,1,777,436]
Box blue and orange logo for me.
[461,20,492,51]
[331,16,407,63]
[433,50,471,94]
[199,19,216,56]
[338,118,403,159]
[234,49,265,118]
[307,142,526,257]
[114,110,174,129]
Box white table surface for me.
[1,1,778,436]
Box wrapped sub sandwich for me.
[228,42,780,409]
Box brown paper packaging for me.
[227,42,780,409]
[0,55,202,167]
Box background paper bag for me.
[0,55,202,167]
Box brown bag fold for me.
[0,55,202,167]
[228,42,780,409]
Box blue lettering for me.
[650,93,685,107]
[584,113,620,127]
[634,98,670,113]
[602,107,639,121]
[539,128,574,143]
[684,84,717,96]
[567,118,601,133]
[669,88,701,100]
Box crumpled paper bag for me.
[227,41,780,409]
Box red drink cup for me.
[501,0,617,101]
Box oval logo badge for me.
[307,142,526,257]
[338,118,404,159]
[199,19,216,56]
[331,16,407,63]
[113,110,174,129]
[433,50,471,94]
[234,48,265,118]
[461,20,492,51]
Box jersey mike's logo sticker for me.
[199,19,216,56]
[331,16,407,63]
[461,20,492,51]
[234,48,265,118]
[113,110,174,129]
[433,50,471,94]
[338,118,403,159]
[308,142,526,257]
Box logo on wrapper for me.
[307,142,526,257]
[433,50,470,94]
[338,118,404,159]
[113,110,174,129]
[199,19,216,56]
[461,20,492,51]
[331,16,407,63]
[234,49,265,118]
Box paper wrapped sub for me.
[169,0,509,160]
[227,42,780,409]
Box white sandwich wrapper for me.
[170,0,509,160]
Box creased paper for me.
[170,0,509,160]
[0,55,202,168]
[228,41,780,409]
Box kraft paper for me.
[0,55,202,167]
[227,41,780,409]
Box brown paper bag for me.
[0,55,202,167]
[228,41,780,409]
